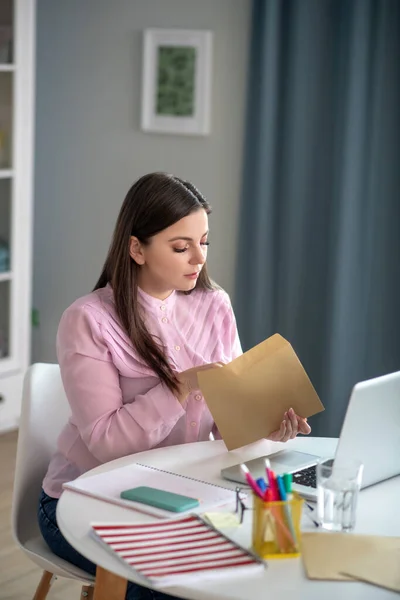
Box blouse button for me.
[190,421,197,427]
[195,394,202,401]
[160,305,166,311]
[174,345,181,351]
[161,317,168,324]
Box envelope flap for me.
[198,334,324,450]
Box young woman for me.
[38,172,311,599]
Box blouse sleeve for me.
[56,304,185,463]
[212,292,243,440]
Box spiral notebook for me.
[91,515,265,587]
[63,462,240,518]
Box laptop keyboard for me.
[292,465,317,488]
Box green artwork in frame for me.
[156,46,197,117]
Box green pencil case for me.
[120,486,200,512]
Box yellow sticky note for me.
[203,512,240,528]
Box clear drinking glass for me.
[316,457,364,532]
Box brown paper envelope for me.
[198,334,324,450]
[301,533,400,582]
[341,547,400,592]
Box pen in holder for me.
[252,492,304,559]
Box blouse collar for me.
[105,282,177,313]
[137,286,177,312]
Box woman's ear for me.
[129,236,145,265]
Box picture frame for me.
[141,29,213,136]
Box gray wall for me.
[32,0,251,362]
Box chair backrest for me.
[12,363,71,545]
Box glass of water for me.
[317,457,364,532]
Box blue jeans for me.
[37,489,183,600]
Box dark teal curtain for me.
[235,0,400,436]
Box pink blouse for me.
[42,284,242,498]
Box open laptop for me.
[221,370,400,500]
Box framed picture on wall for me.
[141,29,213,136]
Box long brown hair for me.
[93,172,216,393]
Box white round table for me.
[57,437,400,600]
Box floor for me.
[0,430,83,599]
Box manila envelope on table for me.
[301,532,400,587]
[342,546,400,593]
[198,333,324,450]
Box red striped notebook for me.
[92,515,265,587]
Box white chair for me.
[11,363,95,600]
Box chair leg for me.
[32,570,56,600]
[81,585,95,599]
[93,566,127,600]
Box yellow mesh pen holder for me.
[252,492,304,559]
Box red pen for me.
[240,464,264,498]
[264,488,273,502]
[264,460,273,493]
[265,460,279,501]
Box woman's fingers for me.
[198,362,224,371]
[267,420,285,442]
[297,416,312,435]
[282,413,292,442]
[267,410,311,442]
[288,408,298,438]
[277,419,287,442]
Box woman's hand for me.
[176,363,224,404]
[267,407,311,442]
